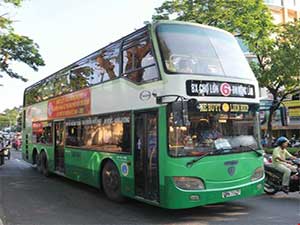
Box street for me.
[0,150,299,225]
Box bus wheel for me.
[40,152,50,177]
[32,151,38,169]
[102,161,124,202]
[36,153,42,172]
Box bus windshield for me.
[156,24,255,80]
[168,104,261,157]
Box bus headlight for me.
[251,167,264,181]
[173,177,205,190]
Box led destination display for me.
[186,80,255,98]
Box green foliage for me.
[153,0,275,53]
[3,0,21,6]
[0,0,44,83]
[0,106,22,130]
[251,20,300,143]
[0,114,10,128]
[252,20,300,101]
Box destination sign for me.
[186,80,255,98]
[198,103,250,113]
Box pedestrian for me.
[15,138,21,151]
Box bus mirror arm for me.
[152,94,187,105]
[152,94,190,126]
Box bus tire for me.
[101,161,124,202]
[32,150,38,168]
[36,153,42,172]
[40,152,50,177]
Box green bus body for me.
[22,21,264,209]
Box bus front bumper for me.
[161,177,264,209]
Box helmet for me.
[276,136,289,146]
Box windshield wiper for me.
[242,145,263,157]
[186,148,231,168]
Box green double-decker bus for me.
[22,21,264,209]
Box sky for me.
[0,0,165,112]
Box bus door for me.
[134,111,159,202]
[54,121,65,173]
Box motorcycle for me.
[264,154,300,194]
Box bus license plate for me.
[222,189,241,198]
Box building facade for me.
[265,0,300,23]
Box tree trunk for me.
[266,107,274,147]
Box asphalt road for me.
[0,150,299,225]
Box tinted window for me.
[66,112,131,153]
[65,119,82,146]
[32,121,53,144]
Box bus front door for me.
[134,111,159,202]
[54,121,65,173]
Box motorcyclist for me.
[272,136,297,194]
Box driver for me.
[272,136,297,194]
[202,119,222,139]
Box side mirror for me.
[171,101,190,127]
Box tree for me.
[251,20,300,142]
[0,0,44,84]
[0,113,10,129]
[0,106,22,130]
[153,0,300,143]
[152,0,275,53]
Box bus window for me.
[66,119,83,147]
[66,113,131,153]
[43,79,54,100]
[168,106,260,157]
[123,39,158,83]
[69,66,91,90]
[95,43,120,82]
[32,121,52,144]
[157,24,255,79]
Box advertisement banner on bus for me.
[47,89,91,119]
